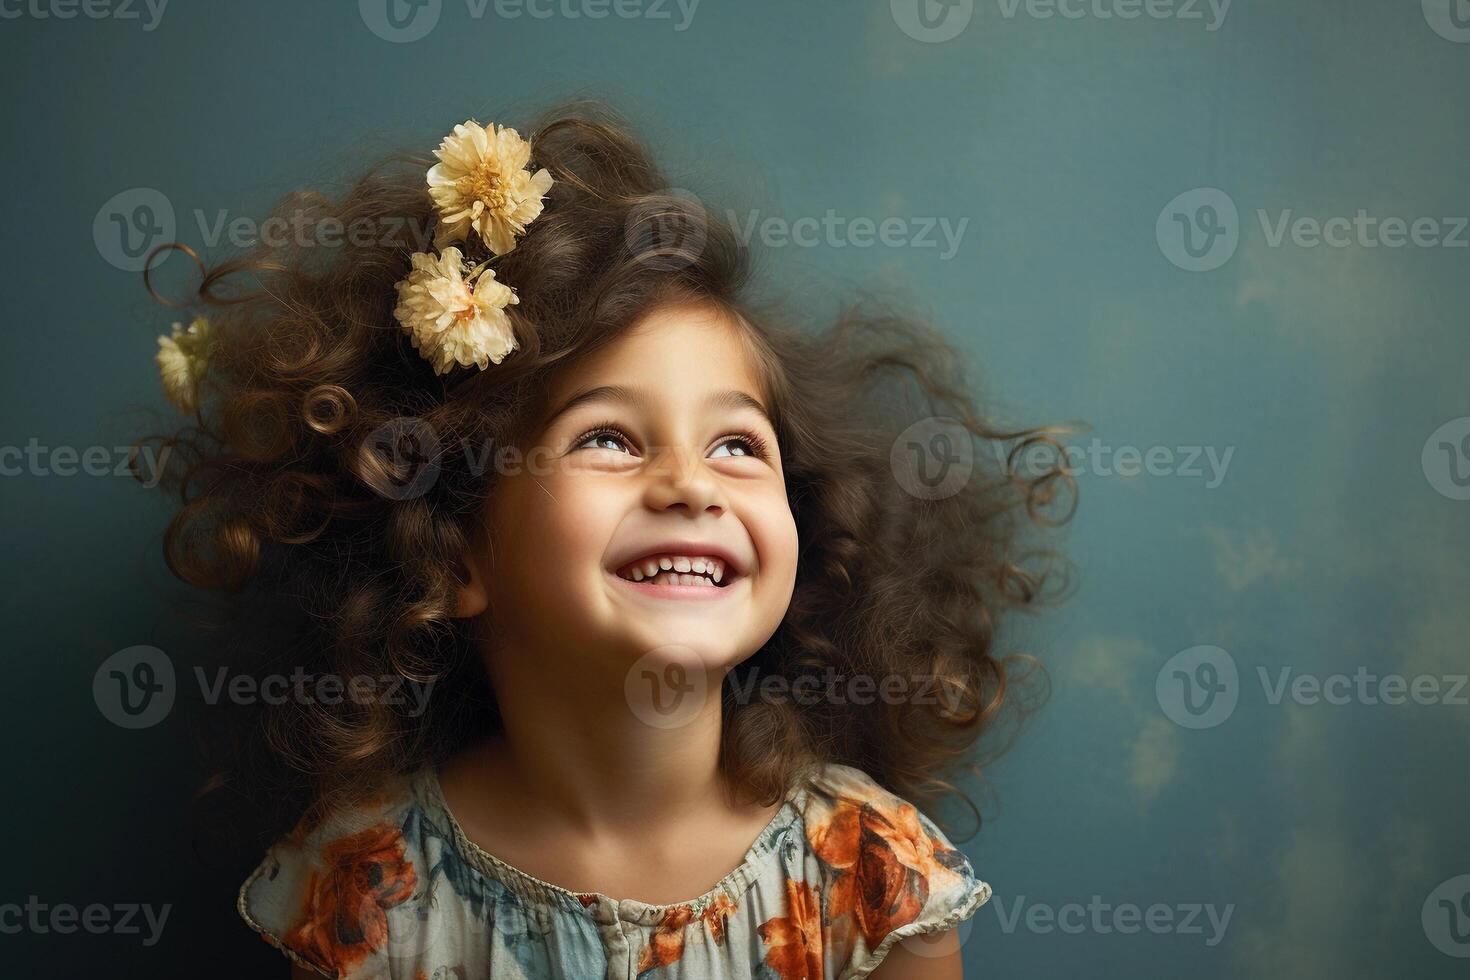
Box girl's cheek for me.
[747,487,800,583]
[531,470,632,556]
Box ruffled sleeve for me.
[237,791,423,980]
[798,763,992,980]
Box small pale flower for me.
[156,315,211,413]
[392,246,519,375]
[427,120,553,254]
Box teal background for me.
[2,0,1468,976]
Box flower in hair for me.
[392,246,519,375]
[427,120,553,254]
[155,315,211,413]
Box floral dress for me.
[238,762,991,979]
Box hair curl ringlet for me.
[143,241,207,308]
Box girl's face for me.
[468,302,798,689]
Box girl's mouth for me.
[609,554,744,600]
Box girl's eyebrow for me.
[541,384,774,431]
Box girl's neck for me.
[463,644,739,839]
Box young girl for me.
[144,103,1068,979]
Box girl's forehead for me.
[549,304,772,405]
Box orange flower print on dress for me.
[635,894,738,974]
[283,823,419,975]
[757,878,824,980]
[807,794,964,951]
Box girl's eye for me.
[570,423,772,460]
[711,433,770,459]
[573,426,636,455]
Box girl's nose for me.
[642,445,728,516]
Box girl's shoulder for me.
[236,772,436,978]
[780,761,992,976]
[797,760,982,868]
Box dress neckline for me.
[417,766,810,924]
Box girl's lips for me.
[606,568,746,601]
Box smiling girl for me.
[143,103,1069,979]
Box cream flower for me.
[392,246,519,375]
[427,120,553,254]
[155,315,211,413]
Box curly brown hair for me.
[138,101,1073,848]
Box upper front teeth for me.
[618,555,727,583]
